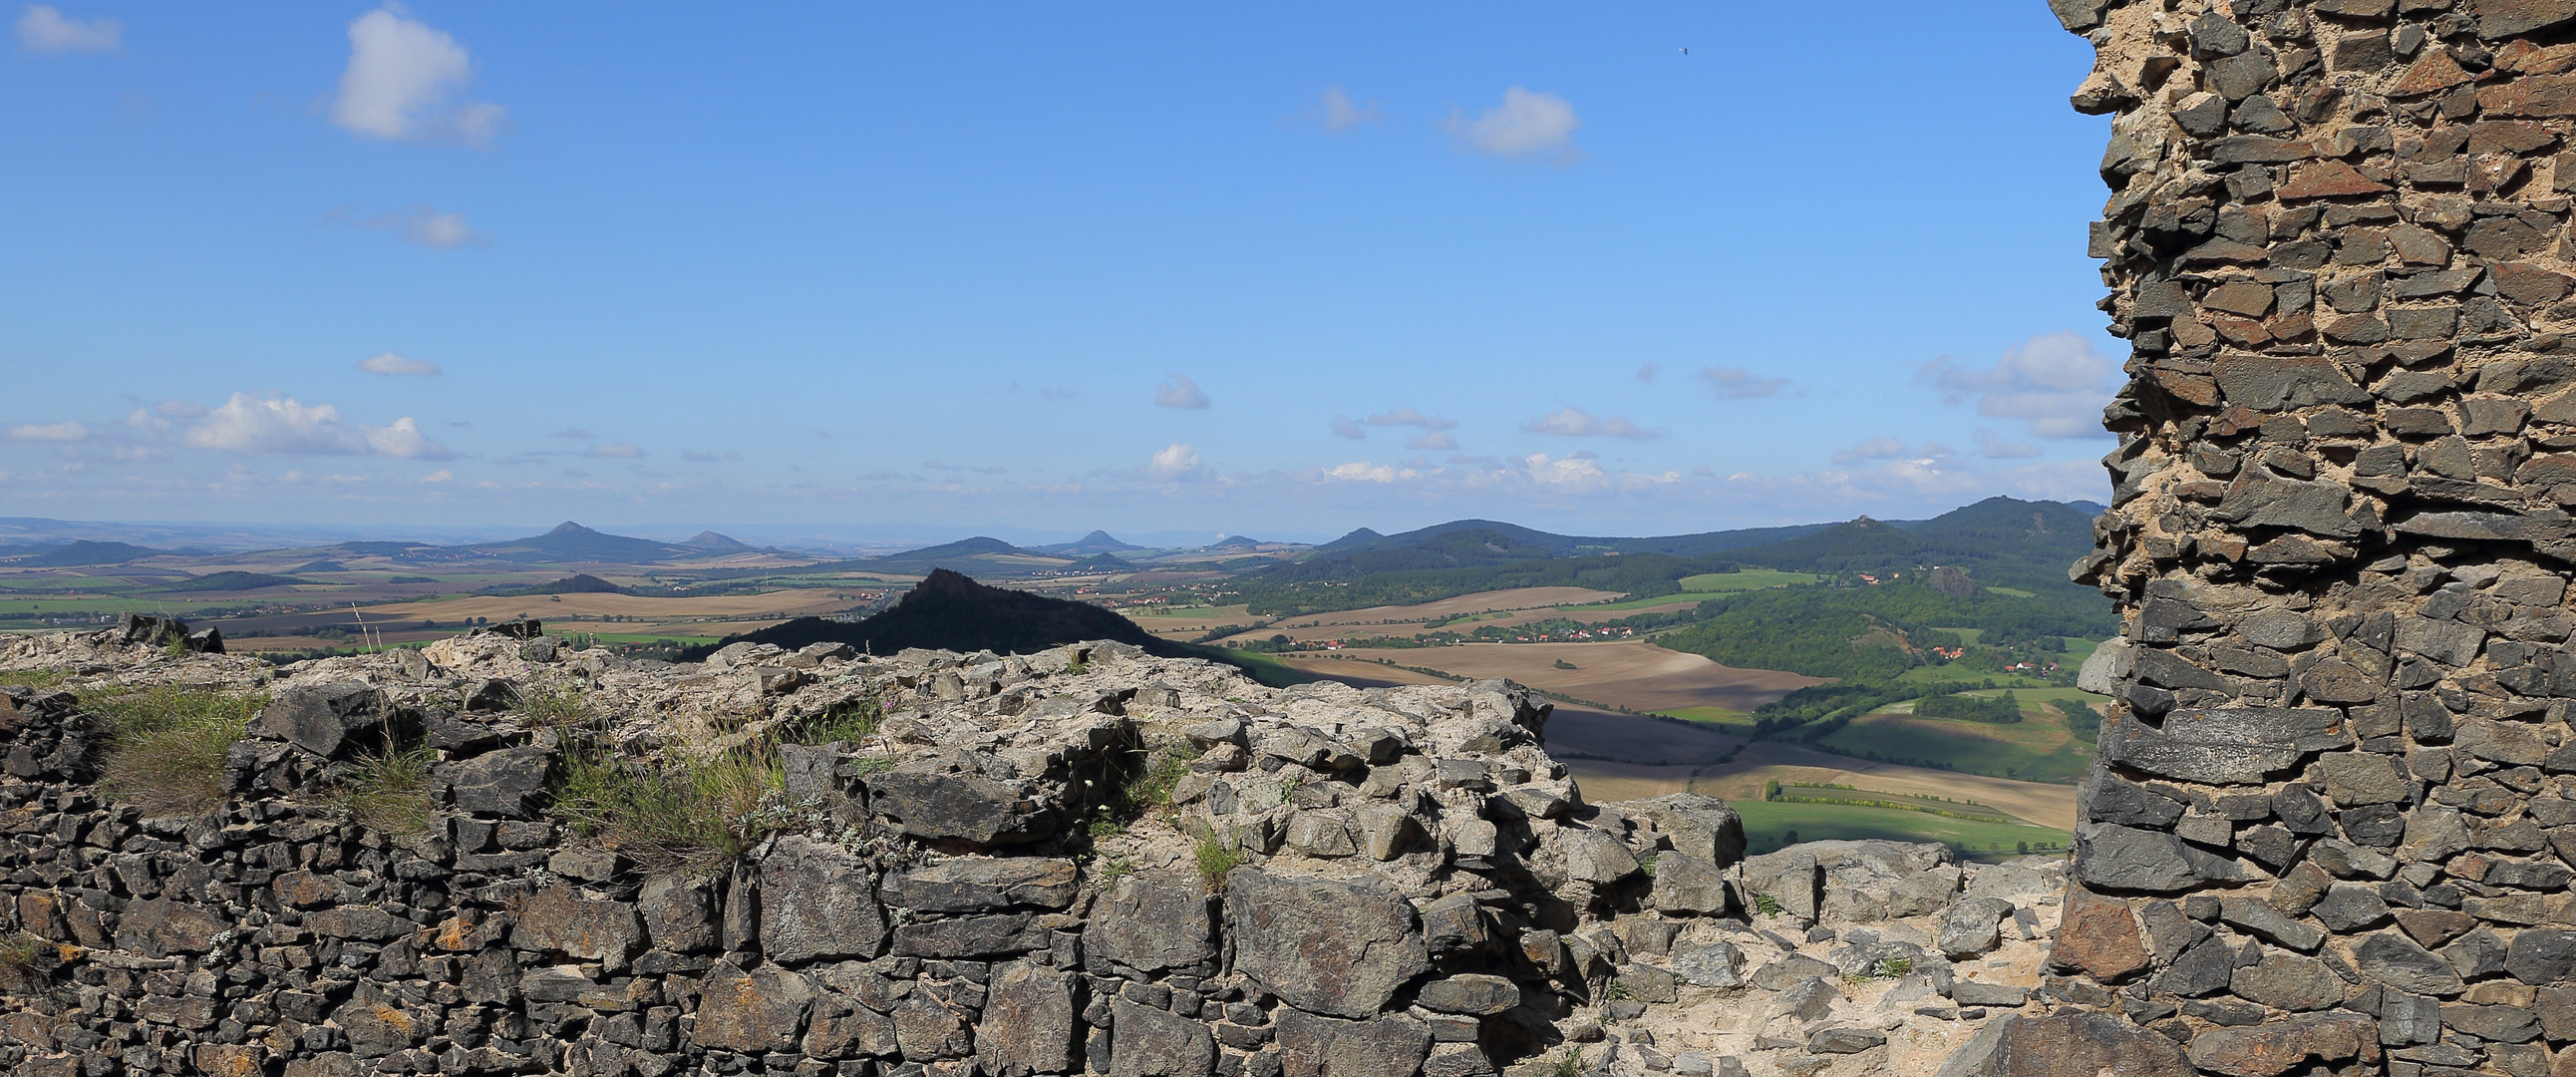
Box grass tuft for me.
[0,933,48,975]
[1192,827,1244,892]
[518,682,595,731]
[1752,893,1784,917]
[1089,741,1195,840]
[553,743,787,877]
[1545,1048,1588,1077]
[791,697,883,747]
[335,740,439,839]
[0,669,74,692]
[92,686,262,817]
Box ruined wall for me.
[2047,1,2576,1075]
[0,629,2074,1077]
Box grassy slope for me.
[1733,800,2069,858]
[1811,684,2106,784]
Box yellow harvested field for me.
[1124,604,1256,639]
[1696,741,2078,830]
[1561,761,1706,804]
[356,590,859,621]
[1391,640,1821,713]
[1274,587,1624,627]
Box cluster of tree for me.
[1656,577,2113,681]
[1915,690,2025,724]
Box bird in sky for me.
[1678,47,1690,55]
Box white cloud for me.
[1407,432,1459,451]
[1975,427,2042,459]
[1831,437,1953,466]
[423,468,453,483]
[1318,85,1381,133]
[587,442,641,458]
[183,393,454,459]
[1324,462,1399,483]
[1154,374,1211,409]
[331,5,505,146]
[155,399,205,419]
[1446,87,1580,161]
[17,5,117,54]
[1363,407,1456,430]
[1918,331,2118,440]
[1146,442,1211,481]
[328,204,493,249]
[1697,366,1787,400]
[1520,406,1658,440]
[1330,416,1367,439]
[356,351,442,376]
[8,421,89,442]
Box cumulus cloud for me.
[1318,85,1380,133]
[1153,374,1211,409]
[327,204,493,249]
[1146,443,1211,481]
[1363,407,1456,430]
[1697,366,1787,400]
[355,351,442,376]
[331,5,506,146]
[1975,427,2042,459]
[8,421,89,442]
[17,5,117,53]
[1918,331,2118,440]
[587,442,641,458]
[155,399,205,419]
[1407,432,1459,451]
[1330,416,1367,440]
[1831,437,1953,466]
[1520,406,1658,440]
[1323,462,1400,483]
[423,469,453,483]
[183,393,454,459]
[1446,87,1580,161]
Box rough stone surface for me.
[1227,869,1431,1019]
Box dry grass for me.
[553,744,786,876]
[335,741,438,838]
[92,686,262,817]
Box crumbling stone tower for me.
[2043,0,2576,1075]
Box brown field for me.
[1271,587,1625,627]
[1697,742,2079,830]
[1381,640,1821,713]
[1124,604,1257,641]
[209,587,879,644]
[1278,658,1744,767]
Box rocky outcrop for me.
[0,627,2068,1077]
[2052,0,2576,1072]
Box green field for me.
[1734,800,2069,859]
[1811,685,2105,784]
[1678,569,1819,592]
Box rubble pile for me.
[2049,0,2576,1074]
[0,625,2064,1077]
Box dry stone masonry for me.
[2051,0,2576,1074]
[0,623,2069,1077]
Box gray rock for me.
[2507,928,2576,986]
[442,747,553,818]
[2230,953,2345,1011]
[511,885,642,971]
[1650,853,1730,914]
[1227,869,1431,1018]
[1672,942,1747,988]
[1807,1027,1884,1054]
[1088,871,1216,972]
[1277,1009,1435,1077]
[248,681,388,759]
[691,959,815,1054]
[1777,976,1838,1022]
[1560,826,1640,884]
[891,912,1049,957]
[2107,708,2352,784]
[893,991,972,1061]
[1949,981,2029,1008]
[979,963,1080,1077]
[866,768,1057,845]
[2219,897,2325,951]
[886,858,1079,912]
[2152,937,2236,997]
[760,836,887,963]
[638,875,717,953]
[2356,931,2466,996]
[1111,998,1216,1077]
[1740,848,1820,923]
[1627,793,1748,868]
[1415,974,1519,1015]
[2071,824,2201,893]
[2310,885,2392,932]
[1938,898,2016,959]
[2311,754,2409,806]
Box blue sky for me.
[3,3,2119,542]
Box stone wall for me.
[2045,1,2576,1075]
[0,629,2071,1077]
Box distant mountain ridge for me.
[685,568,1186,659]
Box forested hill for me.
[1233,497,2102,617]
